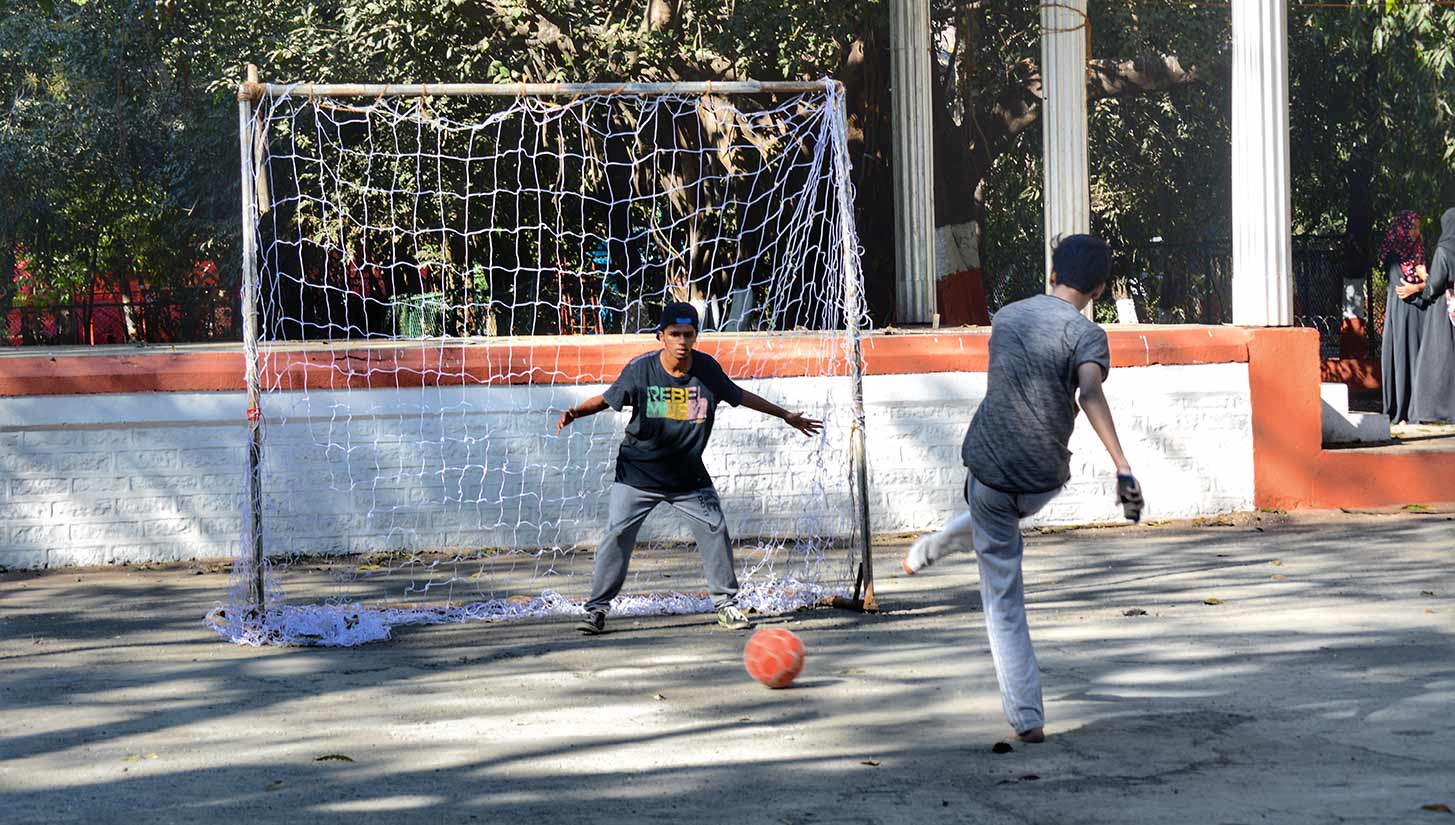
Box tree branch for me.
[946,50,1201,225]
[485,0,582,64]
[1087,53,1197,99]
[981,51,1199,147]
[640,0,677,33]
[520,0,579,57]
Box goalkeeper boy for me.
[903,234,1144,744]
[557,302,822,634]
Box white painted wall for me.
[0,363,1253,569]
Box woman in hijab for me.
[1380,211,1428,424]
[1401,207,1455,424]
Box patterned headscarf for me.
[1379,211,1425,283]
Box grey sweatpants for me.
[584,483,740,613]
[917,473,1060,733]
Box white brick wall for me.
[0,363,1253,569]
[861,366,1255,531]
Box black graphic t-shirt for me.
[602,350,745,492]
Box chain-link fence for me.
[3,294,238,347]
[1118,240,1234,326]
[985,235,1377,360]
[5,238,1384,354]
[1288,236,1354,360]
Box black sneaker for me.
[577,609,606,635]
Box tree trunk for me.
[1344,155,1376,277]
[839,22,895,325]
[85,275,96,346]
[1341,55,1381,282]
[118,269,140,342]
[924,50,1200,321]
[929,60,992,325]
[0,233,15,346]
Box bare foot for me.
[1013,727,1045,743]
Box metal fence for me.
[986,236,1372,359]
[3,238,1380,353]
[4,295,238,347]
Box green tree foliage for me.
[1290,1,1455,256]
[956,2,1225,308]
[979,0,1455,308]
[1,0,241,340]
[2,0,1451,336]
[2,0,880,335]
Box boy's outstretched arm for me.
[739,390,823,437]
[557,394,609,433]
[1076,362,1144,521]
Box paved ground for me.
[1326,420,1455,454]
[2,512,1452,824]
[1386,423,1455,453]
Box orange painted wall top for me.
[0,325,1255,397]
[6,325,1448,508]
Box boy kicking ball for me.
[904,234,1145,744]
[557,302,823,635]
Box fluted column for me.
[1231,0,1293,326]
[1040,0,1090,294]
[890,0,935,324]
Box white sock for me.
[906,512,975,571]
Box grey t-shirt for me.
[962,294,1111,494]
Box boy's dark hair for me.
[1051,234,1112,294]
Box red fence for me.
[5,295,238,347]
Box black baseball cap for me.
[655,301,700,332]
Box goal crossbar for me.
[238,79,842,103]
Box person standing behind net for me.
[557,302,823,635]
[902,234,1144,745]
[1402,207,1455,424]
[1382,211,1429,425]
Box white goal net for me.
[213,78,870,646]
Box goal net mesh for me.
[212,80,869,646]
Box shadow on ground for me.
[1,513,1452,824]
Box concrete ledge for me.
[8,324,1445,568]
[0,326,1255,396]
[1319,383,1390,445]
[1253,329,1455,509]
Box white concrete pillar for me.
[1231,0,1293,326]
[890,0,936,324]
[1040,0,1090,294]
